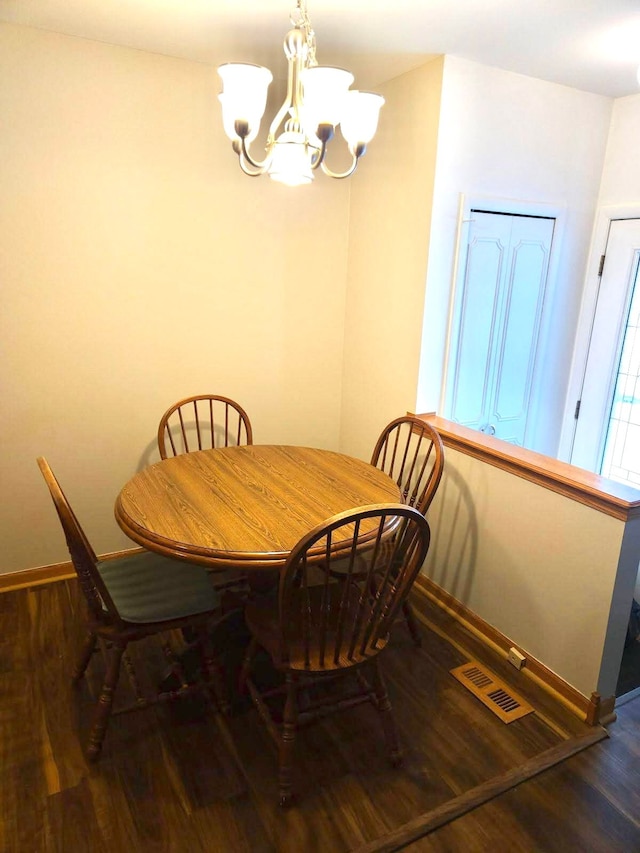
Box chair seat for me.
[98,551,220,624]
[245,585,388,673]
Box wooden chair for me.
[37,457,230,762]
[371,416,444,646]
[157,394,254,600]
[157,394,253,459]
[239,503,431,806]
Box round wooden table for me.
[115,445,401,572]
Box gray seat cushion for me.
[98,551,220,624]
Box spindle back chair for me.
[371,416,444,645]
[372,416,444,515]
[37,457,227,762]
[157,394,253,459]
[240,503,431,806]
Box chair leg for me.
[278,673,299,808]
[195,625,230,714]
[72,630,97,682]
[86,640,125,762]
[402,600,422,647]
[371,660,402,767]
[238,636,258,695]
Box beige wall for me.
[339,58,444,463]
[598,92,640,205]
[0,23,350,573]
[424,444,640,699]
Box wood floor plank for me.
[352,729,607,852]
[28,584,89,792]
[2,578,640,852]
[448,762,640,853]
[44,779,108,853]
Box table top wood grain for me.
[115,445,401,571]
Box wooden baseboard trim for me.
[411,574,612,725]
[0,563,74,592]
[0,548,144,593]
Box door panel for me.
[491,225,554,442]
[451,233,506,425]
[446,211,555,444]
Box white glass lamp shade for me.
[218,63,273,139]
[340,91,385,147]
[300,66,354,130]
[268,131,314,186]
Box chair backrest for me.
[157,394,253,459]
[371,416,444,515]
[37,457,119,621]
[278,504,430,670]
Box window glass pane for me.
[600,254,640,486]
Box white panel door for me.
[446,211,555,444]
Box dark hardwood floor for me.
[2,578,640,852]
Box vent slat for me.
[462,667,492,688]
[488,689,521,712]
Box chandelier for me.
[217,1,385,186]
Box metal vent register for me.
[450,661,534,723]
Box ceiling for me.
[1,0,640,98]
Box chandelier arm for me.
[268,26,307,142]
[238,155,266,177]
[308,123,333,170]
[238,134,275,171]
[268,72,295,142]
[309,139,328,170]
[268,101,292,143]
[319,151,361,180]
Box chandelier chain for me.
[290,0,317,66]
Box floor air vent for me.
[450,661,534,723]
